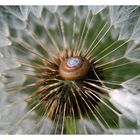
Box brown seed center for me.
[59,56,90,80]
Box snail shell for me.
[59,56,90,80]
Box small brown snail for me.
[59,56,90,80]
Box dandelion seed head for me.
[0,6,140,134]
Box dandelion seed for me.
[0,6,140,134]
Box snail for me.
[59,56,90,80]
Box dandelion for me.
[0,6,140,134]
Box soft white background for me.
[0,0,139,5]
